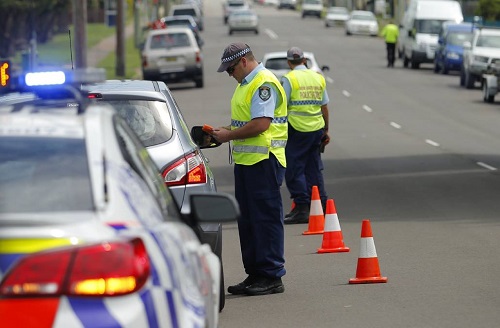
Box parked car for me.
[169,3,204,31]
[325,6,349,27]
[82,79,234,310]
[301,0,324,19]
[141,26,204,88]
[0,69,239,328]
[434,22,475,74]
[262,51,330,80]
[461,27,500,89]
[160,15,204,48]
[277,0,297,9]
[228,9,259,35]
[345,10,379,37]
[223,0,250,25]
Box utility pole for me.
[116,0,125,77]
[73,0,88,68]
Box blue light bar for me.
[25,71,66,87]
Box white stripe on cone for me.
[324,213,341,232]
[310,200,323,216]
[359,237,377,258]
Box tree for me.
[477,0,500,21]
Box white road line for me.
[390,122,402,129]
[362,105,372,112]
[342,90,351,97]
[265,29,278,39]
[477,162,498,171]
[425,139,440,147]
[326,76,334,84]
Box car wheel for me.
[433,61,439,73]
[403,55,409,68]
[483,81,494,103]
[410,58,420,69]
[441,64,449,75]
[255,29,259,34]
[465,70,475,89]
[460,67,465,86]
[229,29,233,35]
[195,76,204,88]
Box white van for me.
[398,0,463,69]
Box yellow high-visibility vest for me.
[284,69,326,132]
[231,69,288,166]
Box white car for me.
[325,6,349,27]
[141,26,204,88]
[262,51,330,80]
[0,69,238,328]
[228,9,259,35]
[301,0,324,19]
[345,10,379,37]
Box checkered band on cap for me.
[221,47,251,63]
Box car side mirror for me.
[190,126,222,149]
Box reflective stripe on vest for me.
[230,69,288,166]
[284,69,326,132]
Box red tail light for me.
[0,238,150,297]
[162,151,207,187]
[196,51,201,64]
[142,55,148,68]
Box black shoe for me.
[284,204,309,224]
[245,277,284,296]
[285,206,298,218]
[227,275,257,295]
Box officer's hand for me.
[211,127,231,143]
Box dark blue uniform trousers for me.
[285,126,327,205]
[234,153,286,279]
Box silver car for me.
[325,6,349,27]
[228,9,259,35]
[141,26,204,88]
[262,51,330,80]
[345,10,379,37]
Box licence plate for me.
[164,56,177,62]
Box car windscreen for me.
[415,19,448,34]
[173,9,196,16]
[476,35,500,48]
[100,100,173,147]
[0,137,93,213]
[265,58,313,70]
[150,32,191,49]
[447,32,472,46]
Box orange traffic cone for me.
[349,219,387,284]
[303,186,324,235]
[317,199,349,253]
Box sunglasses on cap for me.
[226,58,242,74]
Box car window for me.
[476,35,500,48]
[114,118,180,220]
[352,14,375,21]
[447,32,472,46]
[265,57,313,70]
[150,32,191,49]
[173,8,196,16]
[0,137,93,213]
[414,19,448,34]
[98,99,173,147]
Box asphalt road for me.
[169,2,500,327]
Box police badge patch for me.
[259,86,271,101]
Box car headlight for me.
[473,56,489,63]
[446,52,459,60]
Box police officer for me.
[281,47,330,224]
[211,42,287,296]
[380,20,399,67]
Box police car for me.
[0,69,239,328]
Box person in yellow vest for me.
[211,42,287,296]
[281,47,330,225]
[380,20,399,67]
